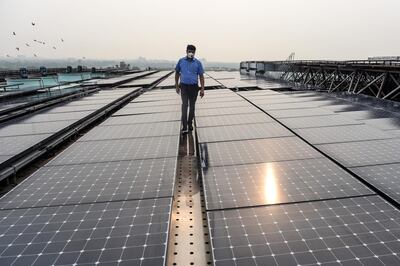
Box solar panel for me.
[46,105,104,114]
[317,138,400,167]
[138,95,179,102]
[131,97,181,104]
[114,105,180,116]
[196,106,260,117]
[247,96,328,104]
[201,137,323,167]
[108,112,180,124]
[20,111,92,123]
[278,115,363,129]
[78,121,180,142]
[0,121,74,137]
[266,108,335,119]
[294,124,392,145]
[197,101,251,110]
[66,99,115,106]
[197,123,293,143]
[0,134,52,156]
[0,198,171,265]
[362,118,400,131]
[49,135,179,166]
[208,195,400,266]
[335,110,398,120]
[238,90,283,97]
[0,158,177,209]
[196,113,274,128]
[288,92,321,97]
[322,104,371,112]
[196,97,244,104]
[203,158,374,210]
[198,93,241,99]
[0,155,12,164]
[127,101,181,108]
[351,164,400,204]
[243,95,294,103]
[217,79,258,88]
[259,102,322,111]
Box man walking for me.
[175,44,205,134]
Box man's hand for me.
[200,89,205,98]
[175,85,180,94]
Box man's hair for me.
[186,44,196,52]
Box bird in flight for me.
[53,46,57,49]
[12,32,16,36]
[34,54,38,57]
[31,22,35,26]
[61,38,64,42]
[25,43,31,47]
[16,47,20,51]
[6,54,10,57]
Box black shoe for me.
[188,124,194,131]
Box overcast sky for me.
[1,0,399,62]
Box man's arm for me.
[175,71,180,94]
[199,74,205,98]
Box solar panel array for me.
[197,87,400,265]
[0,87,142,170]
[0,88,180,265]
[3,69,400,265]
[243,89,400,210]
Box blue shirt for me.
[175,57,204,85]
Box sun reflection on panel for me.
[263,163,279,204]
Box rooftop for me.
[0,70,400,266]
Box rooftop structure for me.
[0,69,399,266]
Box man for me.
[175,44,205,134]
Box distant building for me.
[119,61,127,69]
[368,56,400,61]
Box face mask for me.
[187,52,194,59]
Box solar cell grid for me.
[334,110,398,120]
[19,111,92,123]
[197,101,251,110]
[197,123,293,143]
[0,121,74,137]
[351,164,400,204]
[0,197,172,266]
[362,118,400,131]
[0,157,177,209]
[78,121,180,141]
[196,106,260,117]
[208,195,400,266]
[203,158,374,210]
[0,134,52,156]
[266,108,334,119]
[108,112,180,124]
[202,137,323,167]
[278,115,363,129]
[49,135,179,166]
[195,113,274,128]
[317,138,400,167]
[259,102,321,111]
[294,124,393,144]
[196,97,245,104]
[114,105,180,116]
[46,105,104,114]
[127,101,181,108]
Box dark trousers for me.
[180,83,199,130]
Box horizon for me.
[1,0,400,63]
